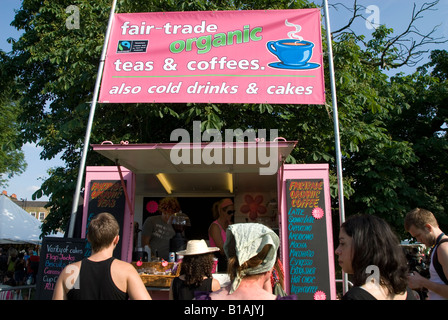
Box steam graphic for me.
[285,20,303,42]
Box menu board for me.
[85,180,126,259]
[286,179,331,300]
[35,237,88,300]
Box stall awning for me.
[92,141,297,196]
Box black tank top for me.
[67,257,129,300]
[171,277,213,300]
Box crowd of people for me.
[51,204,448,301]
[0,246,40,287]
[335,208,447,300]
[137,197,447,301]
[0,245,40,300]
[3,198,447,301]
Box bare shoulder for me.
[212,278,221,291]
[209,222,218,232]
[113,259,136,269]
[439,240,448,249]
[112,259,139,276]
[208,286,232,300]
[438,241,448,262]
[438,240,448,255]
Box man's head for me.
[159,197,181,222]
[404,208,439,247]
[87,212,120,253]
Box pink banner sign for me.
[98,9,325,105]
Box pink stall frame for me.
[82,166,135,262]
[278,163,336,300]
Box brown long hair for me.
[180,253,214,286]
[341,214,409,294]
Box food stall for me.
[80,140,336,300]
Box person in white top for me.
[405,208,448,300]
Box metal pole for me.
[68,0,118,237]
[322,0,348,294]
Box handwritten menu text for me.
[286,179,330,300]
[36,238,88,300]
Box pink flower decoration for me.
[314,290,326,300]
[312,207,324,220]
[240,194,267,220]
[146,200,158,213]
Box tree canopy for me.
[0,50,26,188]
[1,0,447,237]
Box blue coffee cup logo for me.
[267,39,314,66]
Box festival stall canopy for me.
[0,194,43,244]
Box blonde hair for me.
[212,198,233,219]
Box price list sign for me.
[35,237,88,300]
[286,179,332,300]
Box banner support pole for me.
[68,0,118,237]
[322,0,348,294]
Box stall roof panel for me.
[92,141,297,174]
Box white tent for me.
[0,194,43,244]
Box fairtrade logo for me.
[117,41,132,52]
[117,40,149,53]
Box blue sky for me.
[1,0,447,201]
[1,0,64,201]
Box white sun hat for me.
[176,239,219,256]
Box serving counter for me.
[81,142,337,300]
[132,261,230,300]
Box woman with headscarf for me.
[198,223,297,300]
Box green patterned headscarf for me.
[224,223,279,293]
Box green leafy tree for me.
[327,1,448,234]
[4,0,447,237]
[8,0,317,234]
[0,51,26,187]
[386,49,448,233]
